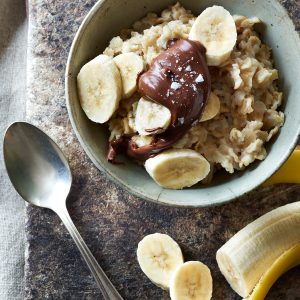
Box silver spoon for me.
[3,122,123,300]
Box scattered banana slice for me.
[170,261,213,300]
[189,6,237,66]
[137,233,184,290]
[77,54,122,123]
[135,97,171,136]
[216,201,300,298]
[200,92,220,122]
[113,52,144,98]
[145,149,210,189]
[246,243,300,300]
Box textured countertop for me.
[25,0,300,299]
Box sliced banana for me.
[200,92,220,122]
[137,233,184,290]
[145,149,210,189]
[170,261,213,300]
[135,97,171,136]
[189,6,237,66]
[77,54,122,123]
[113,52,144,98]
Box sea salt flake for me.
[178,117,185,124]
[185,65,191,71]
[178,67,182,71]
[170,82,182,90]
[195,74,204,83]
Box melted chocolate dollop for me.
[107,39,211,162]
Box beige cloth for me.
[0,0,27,299]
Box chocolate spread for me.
[107,39,211,162]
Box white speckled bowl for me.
[66,0,300,207]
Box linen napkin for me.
[0,0,27,299]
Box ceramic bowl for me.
[66,0,300,207]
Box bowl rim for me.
[65,0,300,208]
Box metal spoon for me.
[3,122,123,300]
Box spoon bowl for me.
[3,122,71,209]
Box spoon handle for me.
[56,205,123,300]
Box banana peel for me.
[245,244,300,300]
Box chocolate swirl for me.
[107,39,211,162]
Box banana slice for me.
[77,54,122,123]
[200,92,220,122]
[137,233,184,290]
[189,6,237,66]
[145,149,210,189]
[113,52,144,98]
[170,261,213,300]
[135,97,171,136]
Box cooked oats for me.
[104,2,284,181]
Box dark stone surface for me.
[281,0,300,31]
[25,0,300,299]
